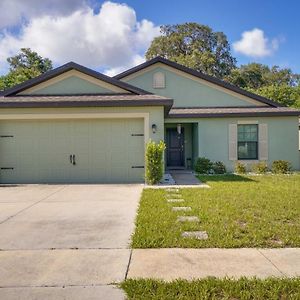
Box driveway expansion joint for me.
[125,249,133,280]
[256,249,286,276]
[0,283,118,289]
[0,185,67,225]
[0,247,129,251]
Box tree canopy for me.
[224,63,300,107]
[0,48,52,91]
[248,85,300,108]
[225,63,300,89]
[146,23,236,79]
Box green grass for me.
[132,174,300,248]
[121,278,300,300]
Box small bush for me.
[194,157,213,174]
[235,161,246,174]
[212,161,227,174]
[145,140,166,185]
[272,160,291,174]
[252,161,268,174]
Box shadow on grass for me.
[198,174,256,183]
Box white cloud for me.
[0,0,90,29]
[233,28,279,58]
[0,1,160,75]
[104,54,145,76]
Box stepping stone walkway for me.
[166,188,209,241]
[182,231,208,240]
[177,216,199,222]
[167,199,185,203]
[172,206,191,212]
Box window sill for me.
[237,160,259,163]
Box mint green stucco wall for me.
[30,76,116,94]
[123,66,261,107]
[165,116,300,171]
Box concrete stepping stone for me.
[166,188,179,192]
[177,216,199,222]
[172,206,192,212]
[166,194,182,198]
[167,199,185,203]
[182,231,208,240]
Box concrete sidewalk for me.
[128,248,300,280]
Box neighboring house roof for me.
[0,94,173,114]
[0,62,151,96]
[115,56,282,108]
[168,107,300,118]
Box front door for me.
[166,128,184,167]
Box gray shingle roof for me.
[0,94,173,114]
[168,107,300,118]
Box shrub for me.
[194,157,213,174]
[145,140,166,185]
[252,161,268,174]
[272,160,291,174]
[212,161,227,174]
[235,161,246,174]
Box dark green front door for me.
[166,128,184,167]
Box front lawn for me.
[121,278,300,300]
[132,174,300,248]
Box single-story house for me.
[0,57,299,183]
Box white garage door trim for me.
[0,113,150,144]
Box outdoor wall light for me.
[177,123,182,134]
[152,124,157,134]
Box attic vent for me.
[153,72,165,88]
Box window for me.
[237,124,258,160]
[153,72,165,88]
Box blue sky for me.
[124,0,300,71]
[0,0,299,75]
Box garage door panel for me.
[0,118,144,183]
[0,169,15,182]
[129,168,144,181]
[0,141,16,163]
[110,167,128,182]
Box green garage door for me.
[0,119,145,183]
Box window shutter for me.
[229,124,237,160]
[259,123,268,160]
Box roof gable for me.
[19,71,129,95]
[121,64,269,107]
[2,62,150,96]
[115,57,281,107]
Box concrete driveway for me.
[0,184,143,299]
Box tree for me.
[146,23,236,79]
[0,48,53,90]
[247,84,300,108]
[225,63,300,107]
[225,63,299,89]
